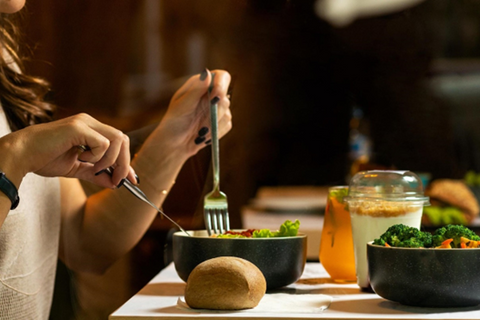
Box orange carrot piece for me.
[385,242,391,247]
[441,238,453,246]
[461,242,467,249]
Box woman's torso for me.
[0,106,61,319]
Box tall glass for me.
[319,186,356,282]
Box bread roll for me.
[184,256,266,310]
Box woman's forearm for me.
[60,132,190,273]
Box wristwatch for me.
[0,172,19,210]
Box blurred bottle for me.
[348,106,372,178]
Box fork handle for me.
[210,99,220,192]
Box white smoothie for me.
[349,201,423,289]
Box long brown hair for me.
[0,12,55,131]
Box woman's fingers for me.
[218,108,233,139]
[216,96,231,123]
[114,134,135,185]
[209,70,231,100]
[171,70,212,104]
[171,70,230,111]
[67,114,134,186]
[193,103,232,147]
[74,162,117,188]
[91,132,128,182]
[199,95,231,139]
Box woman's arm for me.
[58,69,232,273]
[0,113,136,227]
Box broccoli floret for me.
[432,224,480,248]
[373,224,432,248]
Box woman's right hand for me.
[0,113,135,188]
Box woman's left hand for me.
[150,69,232,158]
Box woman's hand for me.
[151,69,233,158]
[0,113,135,188]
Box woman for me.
[0,0,232,318]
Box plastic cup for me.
[344,170,430,290]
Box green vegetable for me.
[330,187,348,203]
[373,224,480,248]
[423,206,467,226]
[252,229,276,238]
[217,219,300,238]
[216,234,248,238]
[373,224,432,248]
[432,224,480,248]
[464,170,480,187]
[269,219,300,237]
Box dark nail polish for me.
[198,127,209,136]
[194,136,206,145]
[78,159,87,163]
[211,96,220,105]
[205,139,211,145]
[200,68,208,81]
[95,169,108,176]
[135,174,140,185]
[117,179,126,189]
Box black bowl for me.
[173,230,307,289]
[367,242,480,307]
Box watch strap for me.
[0,172,19,210]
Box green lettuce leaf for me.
[216,234,248,238]
[274,219,300,237]
[252,229,276,238]
[216,219,301,238]
[252,219,301,238]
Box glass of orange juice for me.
[319,186,356,282]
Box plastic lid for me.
[344,170,430,204]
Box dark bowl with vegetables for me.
[367,224,480,307]
[173,220,307,289]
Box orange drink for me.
[319,186,356,282]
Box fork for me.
[203,79,230,236]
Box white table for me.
[110,262,480,320]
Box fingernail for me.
[211,96,220,105]
[117,179,126,189]
[200,68,208,81]
[194,136,206,145]
[205,139,211,145]
[135,174,140,185]
[198,127,209,136]
[95,169,108,176]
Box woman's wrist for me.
[131,133,189,194]
[0,137,26,188]
[147,121,196,160]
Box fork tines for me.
[204,206,230,236]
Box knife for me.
[102,167,190,236]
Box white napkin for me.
[177,293,332,313]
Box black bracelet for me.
[0,172,19,210]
